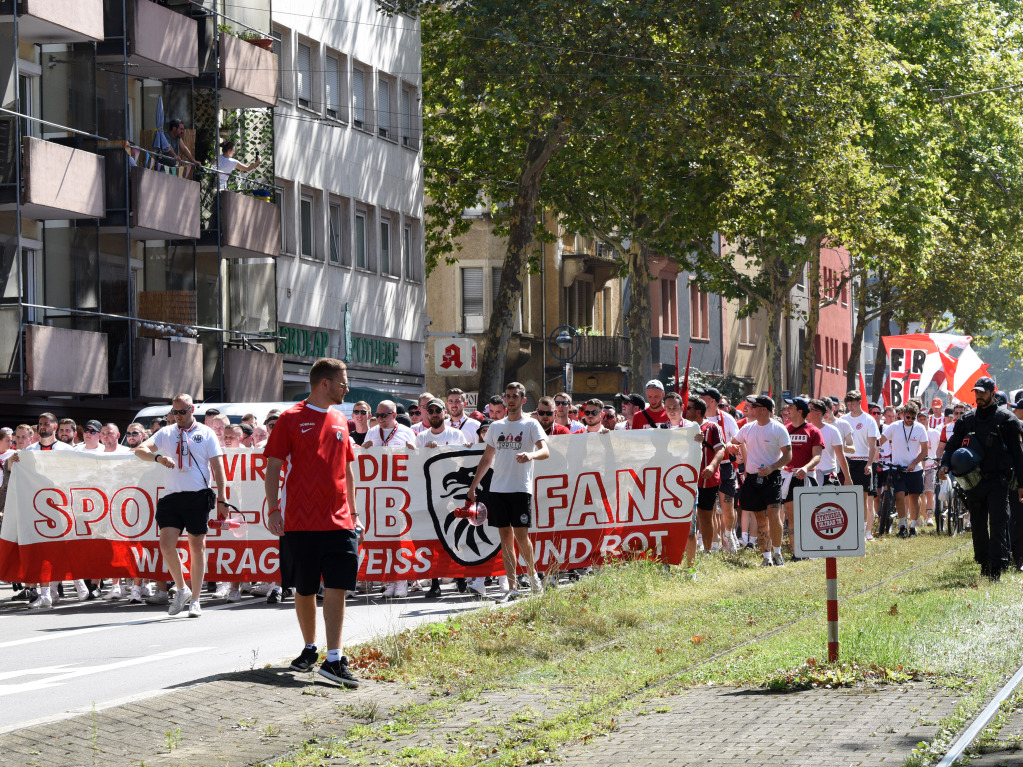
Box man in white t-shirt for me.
[362,401,417,447]
[135,394,228,618]
[916,410,941,527]
[467,382,549,601]
[553,392,585,434]
[446,388,481,443]
[100,423,133,454]
[75,420,104,452]
[217,140,261,190]
[877,402,929,538]
[731,395,792,567]
[807,399,852,487]
[415,398,472,449]
[840,390,880,540]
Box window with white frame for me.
[300,194,314,257]
[297,42,312,108]
[689,282,710,340]
[378,75,393,139]
[355,209,367,269]
[738,296,754,346]
[272,26,290,102]
[328,201,342,265]
[380,216,392,275]
[401,84,418,149]
[352,64,366,129]
[325,54,341,120]
[462,267,484,333]
[403,224,412,280]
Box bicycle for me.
[945,477,968,536]
[874,461,905,537]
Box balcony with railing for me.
[219,33,278,110]
[8,136,106,219]
[1,0,104,43]
[129,164,199,240]
[573,335,630,368]
[97,0,198,80]
[220,188,281,258]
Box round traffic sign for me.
[810,502,848,540]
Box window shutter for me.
[297,44,311,104]
[326,55,339,114]
[353,68,365,124]
[378,78,390,134]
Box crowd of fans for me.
[0,382,970,609]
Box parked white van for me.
[131,400,354,429]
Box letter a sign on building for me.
[434,338,477,375]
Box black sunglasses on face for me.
[170,407,191,415]
[352,409,368,415]
[127,431,143,436]
[376,411,394,418]
[84,428,98,434]
[535,409,554,416]
[555,400,570,406]
[409,409,420,415]
[426,407,443,414]
[583,409,600,416]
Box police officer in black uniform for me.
[1010,397,1023,570]
[939,377,1023,580]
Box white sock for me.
[326,649,341,663]
[750,536,757,545]
[741,533,749,544]
[899,519,907,528]
[305,643,317,651]
[39,586,50,597]
[772,546,782,557]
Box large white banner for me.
[0,430,701,582]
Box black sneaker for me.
[425,584,442,599]
[290,646,319,672]
[909,527,918,537]
[318,657,360,688]
[897,526,909,539]
[281,587,294,602]
[455,578,467,594]
[13,588,37,602]
[267,587,282,604]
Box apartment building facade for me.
[0,0,281,422]
[270,1,425,402]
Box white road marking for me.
[0,647,211,697]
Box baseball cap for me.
[745,395,775,411]
[85,419,102,432]
[426,397,445,410]
[240,423,254,436]
[932,397,943,406]
[619,392,645,407]
[972,376,996,393]
[205,408,220,417]
[696,387,721,402]
[784,396,810,415]
[645,379,665,391]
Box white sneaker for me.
[28,593,53,609]
[74,579,89,601]
[240,582,252,594]
[467,577,487,598]
[214,583,230,599]
[382,582,397,598]
[227,588,242,603]
[500,589,520,602]
[731,532,741,553]
[772,552,786,567]
[393,581,409,598]
[188,600,202,618]
[530,575,544,594]
[865,532,875,542]
[127,586,143,604]
[250,582,273,596]
[104,583,124,600]
[168,586,192,616]
[144,589,169,605]
[141,583,154,598]
[498,575,509,591]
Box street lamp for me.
[548,325,581,392]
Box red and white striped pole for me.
[826,556,839,661]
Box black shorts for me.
[893,470,925,496]
[696,485,719,511]
[487,491,533,528]
[848,459,876,497]
[718,463,736,499]
[156,490,211,536]
[784,474,818,503]
[739,470,782,512]
[283,529,359,596]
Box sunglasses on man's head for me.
[535,409,554,416]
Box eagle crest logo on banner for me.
[423,450,501,567]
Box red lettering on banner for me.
[616,468,660,523]
[358,454,378,481]
[660,464,698,519]
[250,453,267,481]
[372,488,412,536]
[70,487,109,536]
[222,454,240,482]
[33,488,71,538]
[535,475,569,529]
[567,473,613,527]
[109,487,154,539]
[393,454,408,481]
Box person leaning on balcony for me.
[156,119,196,175]
[217,140,261,191]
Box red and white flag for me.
[949,344,990,406]
[881,333,972,406]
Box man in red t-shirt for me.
[782,397,823,557]
[264,358,362,688]
[684,398,725,564]
[631,380,669,429]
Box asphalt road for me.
[0,582,490,734]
